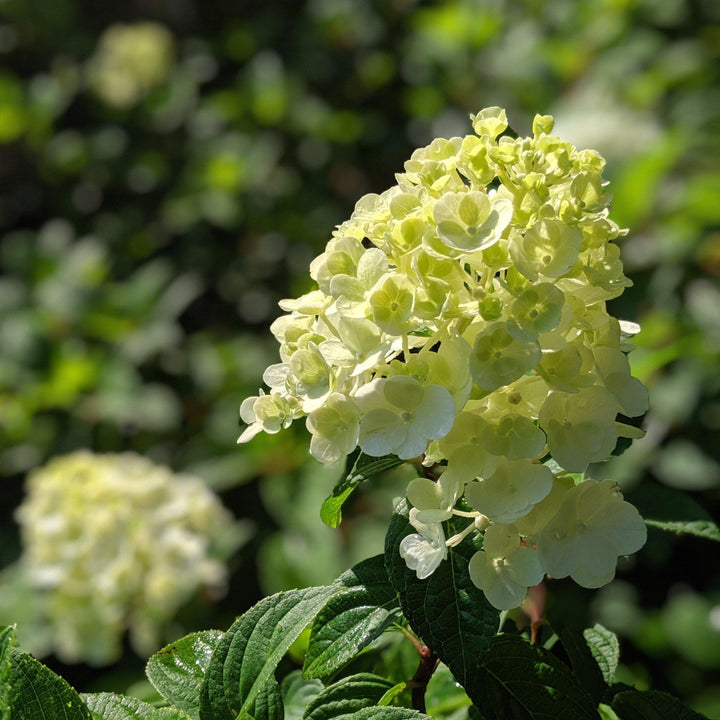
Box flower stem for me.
[407,644,439,713]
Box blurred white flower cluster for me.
[13,450,238,664]
[87,22,174,109]
[239,108,648,610]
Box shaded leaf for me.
[281,671,324,720]
[321,452,405,528]
[469,635,598,720]
[626,482,720,542]
[384,500,500,688]
[8,648,92,720]
[611,689,709,719]
[146,630,223,720]
[550,615,608,703]
[304,555,400,679]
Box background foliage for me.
[0,0,718,715]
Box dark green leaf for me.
[82,692,155,720]
[469,635,599,720]
[251,677,283,720]
[304,555,400,679]
[384,500,500,688]
[626,482,720,542]
[199,628,236,720]
[8,648,92,720]
[0,626,15,720]
[321,453,405,528]
[281,671,324,720]
[611,689,709,719]
[302,673,395,720]
[584,625,619,687]
[146,630,224,720]
[205,585,337,718]
[550,615,609,703]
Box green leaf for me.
[611,689,709,719]
[340,709,428,719]
[626,482,720,542]
[8,648,92,720]
[599,704,622,720]
[304,555,400,679]
[82,692,155,720]
[146,630,224,720]
[251,677,283,720]
[584,625,619,687]
[281,671,324,720]
[146,710,193,720]
[202,585,338,719]
[83,694,193,720]
[1,626,16,720]
[384,500,500,689]
[469,635,599,720]
[199,629,236,720]
[321,452,405,528]
[301,673,395,720]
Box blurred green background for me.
[0,0,719,715]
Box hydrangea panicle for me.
[239,107,648,611]
[12,450,241,664]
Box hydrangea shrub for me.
[239,107,649,610]
[12,450,238,664]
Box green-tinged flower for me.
[468,524,544,610]
[535,479,647,588]
[238,107,648,609]
[306,393,360,464]
[464,459,553,524]
[12,451,242,664]
[355,375,455,459]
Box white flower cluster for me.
[239,108,648,609]
[15,450,236,664]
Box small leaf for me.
[1,626,16,720]
[611,689,709,719]
[626,482,720,542]
[82,692,155,720]
[377,682,407,707]
[584,625,619,687]
[384,500,500,689]
[302,673,395,720]
[469,635,599,720]
[304,555,400,679]
[8,648,92,720]
[321,452,405,527]
[204,585,338,718]
[281,671,324,720]
[146,630,224,719]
